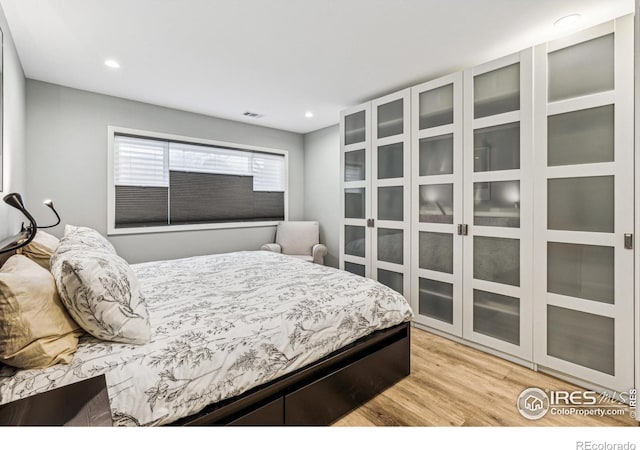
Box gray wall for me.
[0,3,26,239]
[26,80,304,263]
[303,124,340,267]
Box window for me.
[108,127,287,234]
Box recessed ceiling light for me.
[104,59,120,69]
[554,14,581,29]
[305,111,314,118]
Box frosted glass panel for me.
[378,228,403,265]
[345,262,365,277]
[474,122,520,172]
[344,225,365,258]
[345,111,366,145]
[378,269,403,295]
[419,278,453,324]
[547,305,614,375]
[378,186,403,221]
[377,142,403,179]
[344,149,365,182]
[548,105,614,167]
[473,290,520,345]
[548,176,613,233]
[548,34,614,102]
[474,181,520,228]
[377,99,403,138]
[419,84,453,129]
[419,231,453,274]
[419,134,453,176]
[474,63,520,119]
[474,236,520,286]
[344,188,365,219]
[419,184,453,224]
[548,242,614,304]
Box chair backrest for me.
[275,221,319,255]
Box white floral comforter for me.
[0,251,413,426]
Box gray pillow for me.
[50,227,151,344]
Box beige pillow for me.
[17,230,60,270]
[0,255,83,369]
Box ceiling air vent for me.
[243,111,264,119]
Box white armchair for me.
[261,221,328,264]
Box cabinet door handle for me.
[457,224,468,236]
[367,218,375,228]
[624,233,633,250]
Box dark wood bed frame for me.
[0,234,411,426]
[176,321,411,426]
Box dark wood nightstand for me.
[0,375,112,426]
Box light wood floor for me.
[335,327,637,426]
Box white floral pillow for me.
[62,224,117,254]
[50,227,151,344]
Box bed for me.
[0,247,413,426]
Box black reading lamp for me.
[0,193,61,254]
[40,199,61,229]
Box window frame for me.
[107,126,289,236]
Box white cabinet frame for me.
[635,3,640,420]
[339,90,412,300]
[462,49,534,361]
[338,13,636,397]
[532,16,635,393]
[340,103,372,277]
[410,73,464,336]
[371,89,412,297]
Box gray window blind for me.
[169,171,283,224]
[113,134,285,228]
[115,186,169,227]
[114,135,169,228]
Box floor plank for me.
[335,327,638,427]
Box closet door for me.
[371,89,411,296]
[410,73,463,335]
[462,50,533,360]
[340,103,372,278]
[533,16,634,392]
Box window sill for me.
[107,220,280,236]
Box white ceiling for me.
[0,0,634,134]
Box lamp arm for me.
[0,193,38,254]
[0,229,35,255]
[38,200,61,229]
